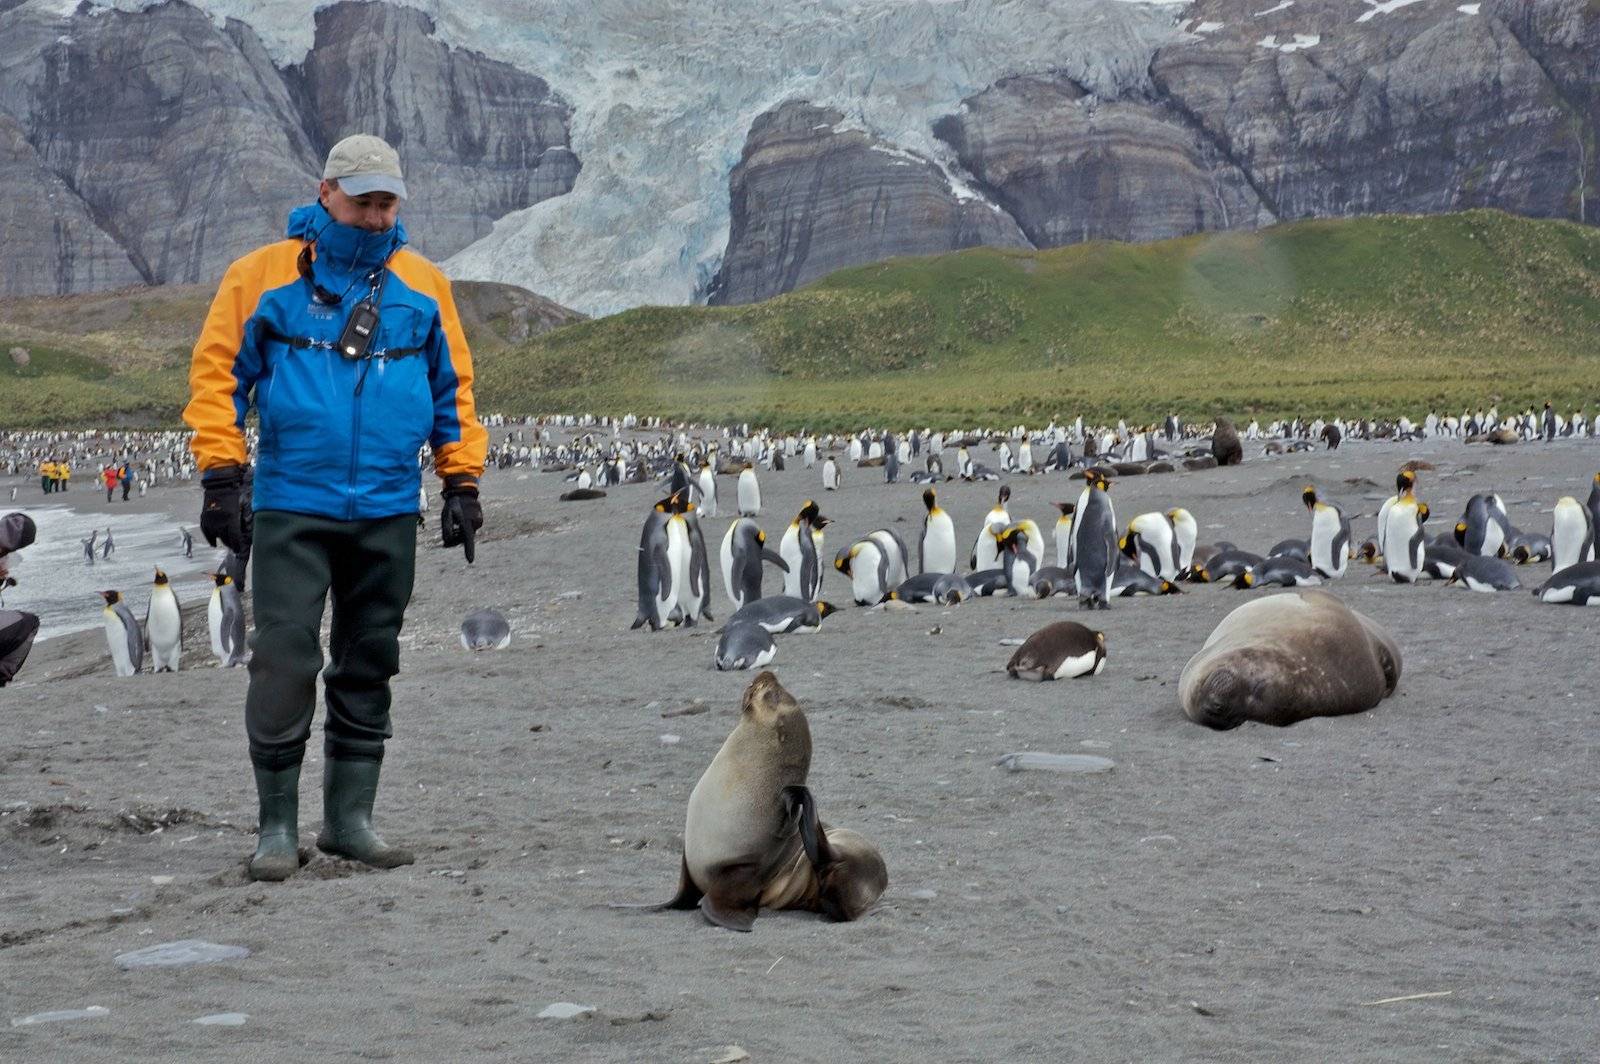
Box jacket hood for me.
[286,202,408,289]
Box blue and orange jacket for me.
[184,202,487,520]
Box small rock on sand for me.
[114,940,250,970]
[193,1013,249,1026]
[995,752,1115,774]
[11,1006,108,1027]
[537,1002,596,1019]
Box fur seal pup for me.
[1006,621,1106,680]
[560,487,608,501]
[622,672,887,930]
[1179,590,1401,730]
[460,608,512,650]
[1211,419,1243,466]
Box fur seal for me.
[1211,419,1243,466]
[1179,590,1401,730]
[622,672,887,930]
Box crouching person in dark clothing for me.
[0,512,40,687]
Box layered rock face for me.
[713,0,1598,304]
[297,2,579,256]
[708,101,1030,306]
[932,73,1269,247]
[0,0,576,297]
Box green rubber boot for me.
[316,759,415,869]
[248,764,301,882]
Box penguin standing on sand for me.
[780,502,828,602]
[696,461,719,519]
[632,494,683,631]
[822,455,840,492]
[737,465,761,516]
[1550,496,1596,571]
[1303,486,1351,579]
[101,590,143,677]
[82,530,97,565]
[181,527,194,559]
[1384,497,1430,583]
[1071,471,1117,609]
[721,518,786,611]
[1168,507,1198,575]
[1374,470,1418,561]
[209,570,248,667]
[679,502,715,626]
[998,525,1036,595]
[919,489,957,574]
[969,486,1012,570]
[1053,503,1075,568]
[101,528,114,559]
[145,568,183,672]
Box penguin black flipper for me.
[761,548,790,572]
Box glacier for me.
[66,0,1191,314]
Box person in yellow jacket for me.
[184,134,488,882]
[38,461,53,495]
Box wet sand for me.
[3,434,1597,1061]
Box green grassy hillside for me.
[5,210,1598,430]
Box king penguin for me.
[696,461,719,518]
[146,567,183,672]
[1054,502,1075,569]
[969,485,1012,570]
[780,501,828,602]
[678,500,715,626]
[1303,486,1351,578]
[1374,469,1417,561]
[822,455,840,491]
[736,464,761,517]
[632,493,683,631]
[209,570,248,667]
[1550,496,1596,571]
[1384,497,1430,583]
[1071,470,1117,609]
[101,589,143,677]
[919,488,957,574]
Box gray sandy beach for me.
[3,435,1597,1061]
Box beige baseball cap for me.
[322,134,407,199]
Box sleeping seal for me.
[1179,590,1401,730]
[459,609,511,651]
[619,672,887,930]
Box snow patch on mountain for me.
[70,0,1187,314]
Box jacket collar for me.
[286,201,408,289]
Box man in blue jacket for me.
[184,134,488,881]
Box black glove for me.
[441,475,482,563]
[200,465,250,555]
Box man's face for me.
[319,179,401,232]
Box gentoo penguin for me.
[1071,470,1117,609]
[1550,496,1596,571]
[1455,493,1510,557]
[1053,502,1075,569]
[1303,486,1350,578]
[884,440,899,484]
[696,462,719,518]
[1374,470,1418,560]
[1446,555,1521,593]
[100,590,143,677]
[632,493,684,631]
[145,568,183,672]
[206,572,246,665]
[919,489,957,574]
[737,465,761,517]
[714,622,778,671]
[779,502,828,602]
[181,527,194,559]
[82,530,97,565]
[101,528,114,559]
[1005,622,1106,680]
[1533,560,1600,604]
[721,518,787,611]
[969,486,1012,570]
[1384,497,1430,583]
[724,595,836,634]
[679,503,715,626]
[1121,512,1180,581]
[821,455,840,492]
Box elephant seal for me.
[1179,590,1401,730]
[620,671,887,930]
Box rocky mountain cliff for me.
[0,0,576,296]
[712,0,1597,303]
[0,0,1594,309]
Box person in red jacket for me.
[184,134,488,882]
